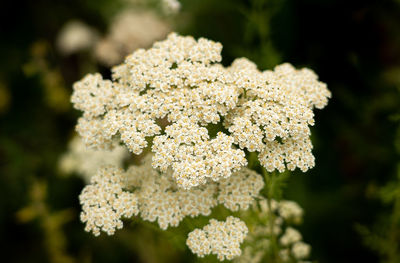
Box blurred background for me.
[1,0,400,262]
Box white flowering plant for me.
[70,32,330,262]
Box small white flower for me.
[279,200,304,222]
[79,166,139,236]
[59,136,128,182]
[187,216,248,261]
[292,241,311,259]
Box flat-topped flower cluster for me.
[72,32,330,189]
[71,32,330,261]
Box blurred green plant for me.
[17,180,75,263]
[23,41,70,112]
[236,0,282,69]
[357,80,400,262]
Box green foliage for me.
[358,93,400,263]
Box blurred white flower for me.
[95,10,171,66]
[292,241,311,259]
[280,227,302,246]
[57,20,98,55]
[279,200,304,223]
[59,136,129,182]
[161,0,181,14]
[235,199,312,263]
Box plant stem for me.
[261,167,281,263]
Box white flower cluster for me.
[71,33,328,260]
[279,227,312,261]
[73,33,249,189]
[125,155,218,230]
[127,155,262,229]
[79,155,264,236]
[225,59,331,172]
[95,10,171,66]
[59,136,128,182]
[278,200,304,223]
[235,199,311,263]
[79,166,139,236]
[292,242,312,260]
[72,33,330,190]
[72,72,161,152]
[280,227,302,246]
[152,119,246,189]
[186,216,248,261]
[218,168,264,211]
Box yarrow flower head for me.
[70,32,330,261]
[152,118,246,189]
[79,166,139,236]
[72,32,330,189]
[125,156,262,230]
[186,216,248,261]
[73,33,249,189]
[225,59,331,172]
[217,167,264,211]
[125,155,218,229]
[78,155,264,234]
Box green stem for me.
[261,167,281,263]
[248,151,258,170]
